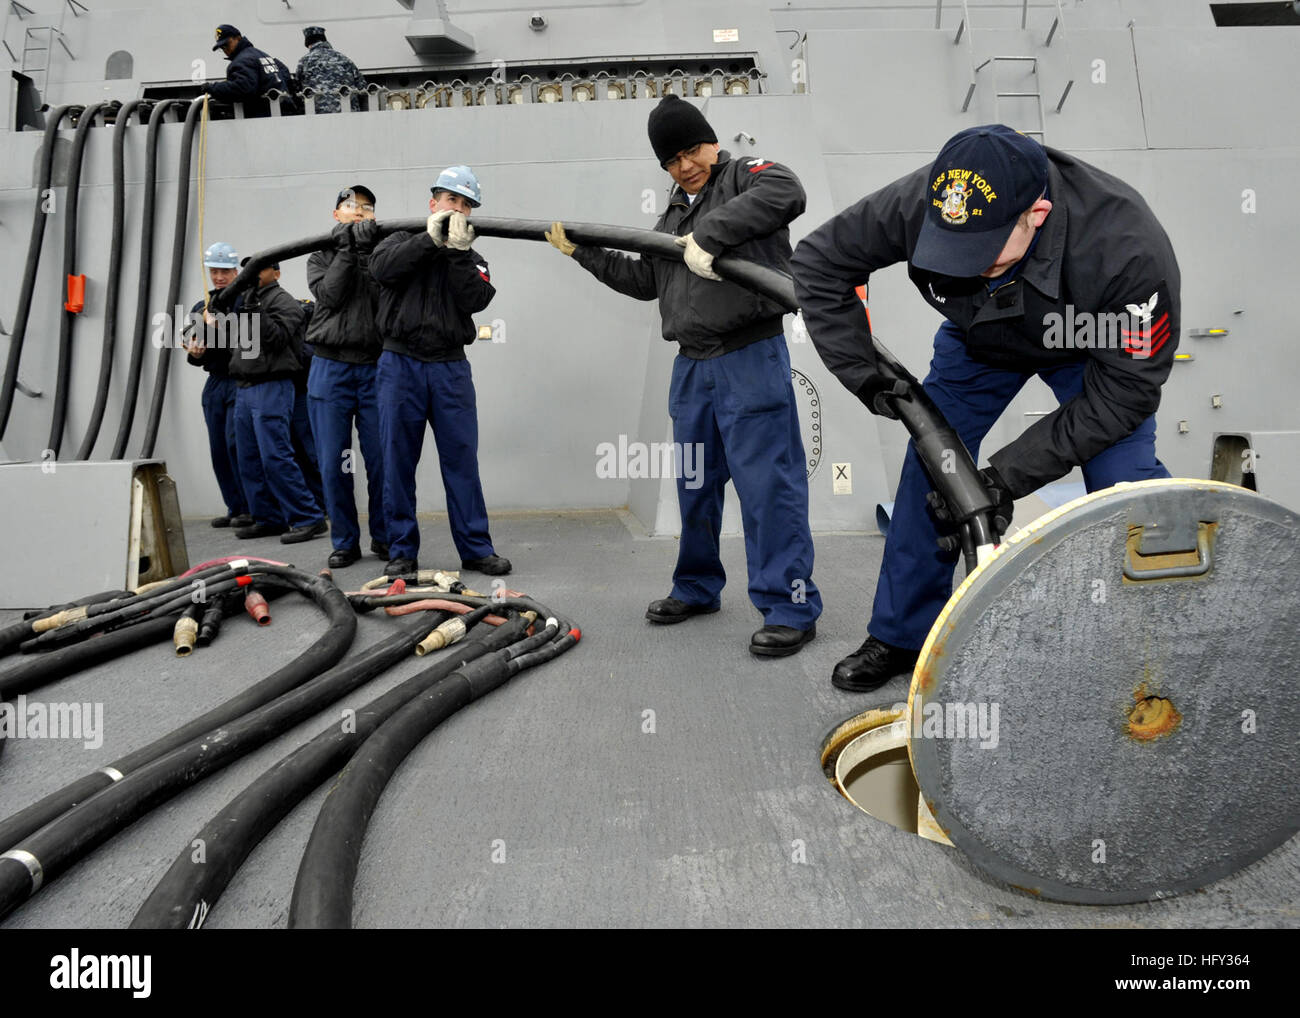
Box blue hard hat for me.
[431,165,482,208]
[203,241,239,268]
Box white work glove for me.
[446,211,475,251]
[427,209,455,247]
[674,232,723,281]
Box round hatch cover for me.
[908,479,1300,904]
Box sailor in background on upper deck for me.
[296,26,368,114]
[204,23,296,116]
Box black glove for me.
[351,218,380,252]
[927,466,1014,549]
[331,222,354,251]
[855,374,911,420]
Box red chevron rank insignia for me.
[1122,313,1170,359]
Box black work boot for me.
[750,624,816,657]
[831,636,919,692]
[645,597,719,625]
[328,546,361,569]
[461,554,512,576]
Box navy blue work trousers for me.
[200,373,247,517]
[668,334,822,630]
[377,352,494,563]
[307,357,388,553]
[233,379,324,529]
[870,321,1170,650]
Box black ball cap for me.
[335,184,376,208]
[213,24,240,50]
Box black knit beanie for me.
[647,94,718,167]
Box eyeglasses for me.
[341,200,375,213]
[664,143,705,172]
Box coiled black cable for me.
[289,617,579,928]
[131,610,531,929]
[0,601,425,922]
[17,575,247,652]
[0,565,353,855]
[0,614,176,700]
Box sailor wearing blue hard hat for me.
[185,241,249,528]
[369,165,511,578]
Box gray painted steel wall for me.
[2,1,1296,532]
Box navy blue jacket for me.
[185,295,245,377]
[792,148,1181,499]
[226,282,306,386]
[206,37,289,105]
[369,232,494,362]
[306,247,382,365]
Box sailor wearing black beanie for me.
[544,93,823,658]
[647,93,719,167]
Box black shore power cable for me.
[131,609,532,929]
[211,218,997,568]
[289,616,580,929]
[0,583,414,922]
[46,102,107,459]
[139,95,207,460]
[0,105,77,441]
[0,564,354,857]
[109,98,180,459]
[75,98,146,460]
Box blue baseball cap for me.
[212,24,241,50]
[912,124,1049,278]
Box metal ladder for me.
[975,54,1045,138]
[944,0,1075,140]
[8,0,87,98]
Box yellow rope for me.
[197,95,210,306]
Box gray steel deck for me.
[2,510,1296,928]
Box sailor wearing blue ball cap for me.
[792,124,1182,693]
